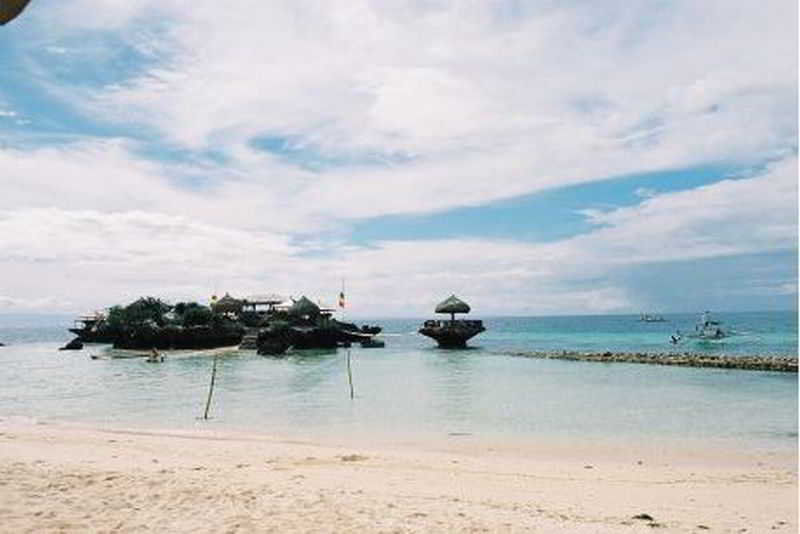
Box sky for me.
[0,0,797,318]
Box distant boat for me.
[671,311,728,344]
[639,313,667,323]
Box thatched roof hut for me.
[434,295,472,321]
[435,295,471,314]
[289,296,321,317]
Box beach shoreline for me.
[1,417,796,533]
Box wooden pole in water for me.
[203,354,219,420]
[346,349,354,400]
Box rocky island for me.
[419,295,485,348]
[67,294,382,355]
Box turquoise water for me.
[0,312,796,450]
[473,311,798,356]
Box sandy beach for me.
[0,418,795,533]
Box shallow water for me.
[0,312,796,451]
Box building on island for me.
[419,295,485,348]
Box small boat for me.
[671,311,728,344]
[419,295,485,348]
[639,313,666,322]
[360,338,385,348]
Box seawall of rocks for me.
[503,350,798,373]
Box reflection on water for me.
[425,351,477,431]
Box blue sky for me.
[345,165,739,244]
[0,0,797,316]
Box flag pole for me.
[346,349,354,400]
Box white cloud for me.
[21,0,795,221]
[1,158,794,315]
[572,157,798,265]
[0,139,329,233]
[0,295,71,310]
[1,1,796,315]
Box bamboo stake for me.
[203,354,219,420]
[346,349,354,400]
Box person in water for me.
[147,348,164,363]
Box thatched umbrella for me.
[212,293,243,314]
[289,296,320,317]
[435,295,471,321]
[0,0,32,25]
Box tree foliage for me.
[103,297,171,336]
[177,302,214,327]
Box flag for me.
[338,291,345,308]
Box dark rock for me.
[256,323,293,356]
[288,326,342,349]
[113,324,244,350]
[59,338,84,351]
[256,319,382,354]
[419,319,485,348]
[360,325,382,335]
[257,336,292,356]
[633,513,655,521]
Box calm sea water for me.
[0,311,796,450]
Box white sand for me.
[0,418,795,533]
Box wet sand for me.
[0,418,796,533]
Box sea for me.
[0,311,797,451]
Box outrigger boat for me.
[670,311,728,344]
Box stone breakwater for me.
[504,350,798,373]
